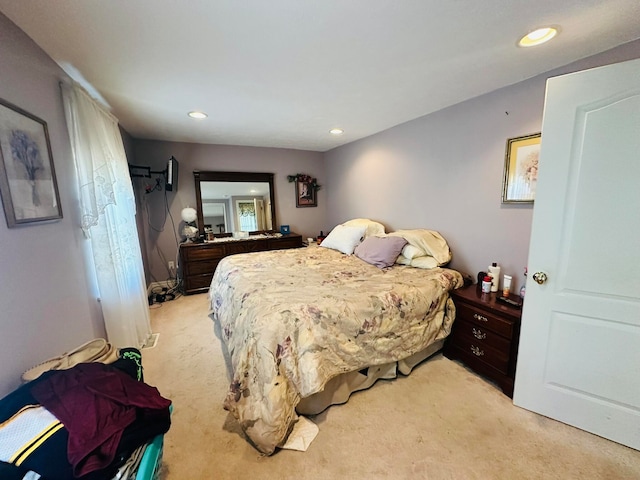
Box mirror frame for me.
[194,171,276,238]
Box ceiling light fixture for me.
[188,111,208,119]
[329,128,344,135]
[518,27,558,47]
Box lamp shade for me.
[181,207,197,224]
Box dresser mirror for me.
[193,171,276,238]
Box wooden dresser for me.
[180,233,302,295]
[443,284,523,397]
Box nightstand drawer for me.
[456,302,514,339]
[448,333,510,374]
[451,318,511,354]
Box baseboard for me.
[143,332,160,349]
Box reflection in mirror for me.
[201,181,272,234]
[194,171,276,238]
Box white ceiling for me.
[1,1,639,152]
[201,181,270,200]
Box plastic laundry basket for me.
[135,405,172,480]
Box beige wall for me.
[133,140,325,283]
[0,13,105,396]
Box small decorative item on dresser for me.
[280,225,290,234]
[181,207,199,243]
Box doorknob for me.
[532,272,548,284]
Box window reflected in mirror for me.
[194,172,276,238]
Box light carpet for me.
[142,294,640,479]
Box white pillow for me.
[320,224,367,255]
[388,229,452,266]
[342,218,385,238]
[400,244,426,260]
[410,256,440,269]
[395,254,412,266]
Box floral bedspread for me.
[209,246,463,454]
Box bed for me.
[208,221,464,454]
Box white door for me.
[513,58,640,450]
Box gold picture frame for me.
[0,98,62,227]
[502,132,541,204]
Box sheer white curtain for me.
[61,81,152,348]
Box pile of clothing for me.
[0,340,171,480]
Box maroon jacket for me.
[31,362,171,477]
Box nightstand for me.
[443,284,522,397]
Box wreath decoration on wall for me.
[287,173,321,190]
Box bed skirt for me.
[296,339,444,415]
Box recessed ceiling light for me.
[518,27,558,47]
[188,111,208,119]
[330,128,344,135]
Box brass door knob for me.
[532,272,548,284]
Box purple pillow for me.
[354,236,408,268]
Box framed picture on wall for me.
[296,177,317,207]
[0,98,63,227]
[502,132,541,204]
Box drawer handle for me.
[470,345,485,357]
[472,328,486,340]
[473,313,488,322]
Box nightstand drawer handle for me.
[470,345,485,357]
[472,328,486,340]
[473,313,488,322]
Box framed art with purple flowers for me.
[0,98,62,227]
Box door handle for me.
[533,272,548,284]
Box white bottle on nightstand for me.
[488,262,501,292]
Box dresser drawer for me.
[456,302,514,339]
[180,233,302,295]
[184,244,226,261]
[186,259,221,276]
[270,237,302,249]
[225,239,268,255]
[186,273,215,291]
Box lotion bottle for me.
[488,262,501,292]
[503,275,512,297]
